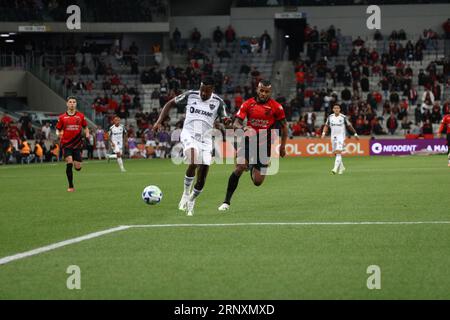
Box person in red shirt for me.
[295,70,305,90]
[234,92,243,110]
[443,19,450,39]
[218,80,288,211]
[55,96,89,192]
[437,112,450,167]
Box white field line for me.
[1,221,450,266]
[130,221,450,228]
[0,225,130,266]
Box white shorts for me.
[96,141,106,149]
[331,137,345,153]
[112,141,123,154]
[180,130,212,165]
[145,140,156,147]
[129,147,140,157]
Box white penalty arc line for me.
[1,221,450,266]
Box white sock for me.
[190,188,202,201]
[339,159,345,170]
[334,154,342,171]
[117,157,124,170]
[184,175,194,196]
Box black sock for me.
[224,172,241,205]
[66,163,74,188]
[75,167,81,171]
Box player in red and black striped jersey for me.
[437,113,450,167]
[55,96,89,191]
[218,80,288,211]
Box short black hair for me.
[66,96,77,102]
[259,79,272,87]
[201,77,215,87]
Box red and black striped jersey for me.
[235,98,285,132]
[56,111,87,149]
[438,114,450,134]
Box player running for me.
[218,79,288,211]
[437,112,450,167]
[108,115,127,172]
[154,77,229,216]
[55,96,89,192]
[321,104,358,175]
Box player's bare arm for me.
[437,119,445,138]
[279,119,288,158]
[84,127,90,139]
[347,124,359,139]
[233,117,245,130]
[221,116,232,127]
[154,98,176,132]
[321,125,329,138]
[56,129,64,138]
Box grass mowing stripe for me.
[1,221,449,266]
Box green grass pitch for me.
[0,156,449,299]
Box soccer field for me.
[0,156,449,299]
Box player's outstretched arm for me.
[154,98,176,132]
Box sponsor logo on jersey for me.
[249,119,270,127]
[189,107,213,117]
[330,120,344,126]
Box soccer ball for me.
[142,185,163,205]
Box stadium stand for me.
[236,0,450,6]
[0,0,168,22]
[0,1,449,164]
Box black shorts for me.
[63,148,82,162]
[237,133,272,170]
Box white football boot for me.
[218,203,230,211]
[178,194,190,211]
[186,199,195,216]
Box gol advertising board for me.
[284,138,370,157]
[369,139,448,156]
[217,138,370,158]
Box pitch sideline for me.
[1,221,450,266]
